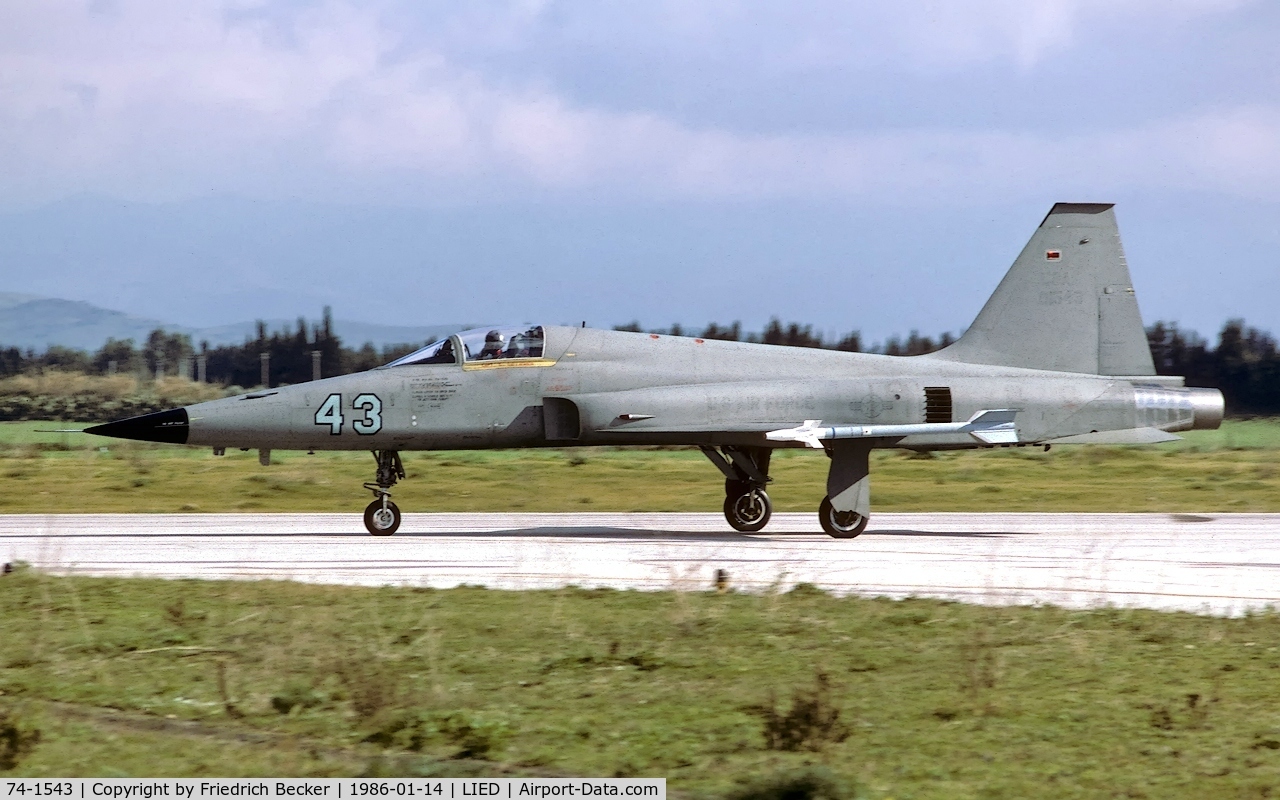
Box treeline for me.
[0,308,419,389]
[614,318,955,355]
[1147,320,1279,415]
[1,313,1278,415]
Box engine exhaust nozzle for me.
[1188,388,1225,431]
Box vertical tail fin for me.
[931,203,1155,375]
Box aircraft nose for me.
[85,407,190,444]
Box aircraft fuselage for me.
[165,326,1218,453]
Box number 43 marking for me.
[314,393,383,435]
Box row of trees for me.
[0,308,418,389]
[618,319,951,356]
[0,334,189,379]
[1148,320,1280,415]
[2,313,1278,414]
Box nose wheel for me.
[699,446,775,532]
[724,485,772,532]
[364,497,401,536]
[362,450,405,536]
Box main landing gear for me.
[363,450,405,536]
[700,446,773,532]
[818,495,868,538]
[702,442,874,538]
[820,440,873,539]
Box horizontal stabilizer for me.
[1044,427,1183,445]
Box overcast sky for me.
[1,0,1278,345]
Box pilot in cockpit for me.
[431,338,455,364]
[505,332,530,358]
[478,330,506,359]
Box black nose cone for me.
[85,407,190,444]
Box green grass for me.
[0,420,1279,514]
[4,422,1279,792]
[2,574,1280,796]
[1168,418,1280,451]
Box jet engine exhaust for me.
[1133,385,1224,433]
[1188,388,1225,431]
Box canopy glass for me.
[383,325,546,367]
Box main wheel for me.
[819,495,868,539]
[724,488,772,533]
[363,499,401,536]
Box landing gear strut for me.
[701,446,773,532]
[363,450,404,536]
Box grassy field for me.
[2,573,1280,796]
[3,424,1280,793]
[0,420,1278,514]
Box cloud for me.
[0,0,1273,208]
[874,0,1245,70]
[445,0,1247,73]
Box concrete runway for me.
[2,512,1279,615]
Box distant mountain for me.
[0,292,44,310]
[0,297,172,352]
[0,293,464,352]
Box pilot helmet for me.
[484,330,504,345]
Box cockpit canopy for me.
[384,325,546,367]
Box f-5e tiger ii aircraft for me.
[87,203,1224,537]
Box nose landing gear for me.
[724,482,772,532]
[701,446,773,532]
[363,450,405,536]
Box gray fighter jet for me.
[87,203,1224,536]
